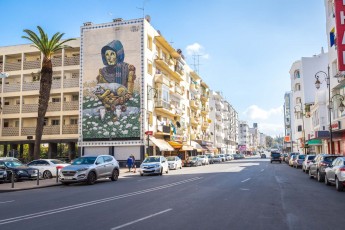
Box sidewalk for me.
[0,167,135,193]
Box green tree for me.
[22,26,75,160]
[266,136,273,148]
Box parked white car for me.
[197,155,209,165]
[166,156,182,170]
[139,156,169,176]
[325,157,345,191]
[302,155,316,173]
[27,159,70,179]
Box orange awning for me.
[168,141,183,149]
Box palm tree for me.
[22,26,75,160]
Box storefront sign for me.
[331,121,341,130]
[335,0,345,70]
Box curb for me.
[0,182,62,193]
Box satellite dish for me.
[176,121,181,128]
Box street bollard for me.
[11,171,14,188]
[37,169,39,186]
[56,168,59,183]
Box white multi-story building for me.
[238,121,250,151]
[289,50,328,154]
[284,92,293,152]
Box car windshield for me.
[198,155,205,158]
[50,159,65,164]
[4,160,23,167]
[72,157,96,165]
[189,157,197,160]
[143,157,160,163]
[298,155,305,159]
[308,156,316,160]
[324,156,338,162]
[166,157,176,161]
[272,153,280,156]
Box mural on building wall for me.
[81,23,141,140]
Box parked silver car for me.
[302,155,316,173]
[166,156,182,170]
[139,156,169,176]
[324,157,345,191]
[59,155,119,185]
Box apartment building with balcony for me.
[0,39,80,159]
[284,92,293,152]
[238,121,250,152]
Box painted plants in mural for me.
[82,40,140,139]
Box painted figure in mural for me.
[95,40,136,114]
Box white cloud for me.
[259,123,284,137]
[243,105,283,120]
[186,43,209,59]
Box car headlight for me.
[17,170,24,174]
[77,168,89,172]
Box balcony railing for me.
[157,124,171,134]
[22,104,38,113]
[52,57,62,67]
[175,85,183,95]
[63,101,79,111]
[52,80,61,89]
[2,105,20,114]
[2,127,19,136]
[23,60,40,70]
[62,124,78,134]
[155,100,171,110]
[4,62,21,72]
[63,78,79,88]
[21,127,36,135]
[3,84,20,93]
[43,125,60,135]
[64,56,80,66]
[47,102,61,112]
[0,63,3,71]
[23,82,40,91]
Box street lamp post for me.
[146,86,157,156]
[315,68,345,154]
[294,103,306,154]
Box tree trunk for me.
[33,58,53,160]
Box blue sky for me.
[0,0,327,137]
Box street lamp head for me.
[315,77,321,89]
[340,100,345,113]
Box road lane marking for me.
[0,200,14,204]
[137,178,154,182]
[261,169,264,172]
[110,209,172,230]
[241,178,251,183]
[240,188,250,191]
[0,177,202,226]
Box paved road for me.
[0,157,344,230]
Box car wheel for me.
[180,164,182,169]
[336,177,344,191]
[166,168,169,174]
[317,171,324,182]
[8,173,19,182]
[325,176,331,186]
[302,167,305,172]
[270,161,272,163]
[140,173,143,176]
[110,169,119,181]
[160,168,163,176]
[280,161,282,164]
[43,170,52,179]
[86,172,96,185]
[309,169,314,179]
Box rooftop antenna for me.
[137,0,148,18]
[192,53,202,75]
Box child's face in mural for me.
[105,49,117,65]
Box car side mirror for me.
[95,162,100,165]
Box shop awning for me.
[203,146,217,152]
[149,137,174,151]
[181,145,194,151]
[168,141,183,149]
[190,141,204,152]
[307,139,322,146]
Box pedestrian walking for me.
[126,155,133,172]
[131,154,136,173]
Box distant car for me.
[286,152,299,164]
[166,156,182,170]
[289,155,298,167]
[197,155,209,165]
[205,154,214,164]
[261,154,266,159]
[27,159,70,179]
[309,154,341,182]
[219,154,226,162]
[293,155,305,168]
[302,155,316,173]
[0,159,40,182]
[212,155,222,163]
[139,156,169,176]
[59,155,119,185]
[184,156,202,167]
[324,157,345,191]
[270,152,281,163]
[224,154,232,161]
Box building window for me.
[297,125,302,132]
[295,83,301,91]
[294,70,300,79]
[70,119,78,125]
[52,98,60,103]
[52,120,60,126]
[147,35,152,50]
[296,97,301,104]
[72,95,79,101]
[147,60,153,75]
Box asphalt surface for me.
[0,155,344,230]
